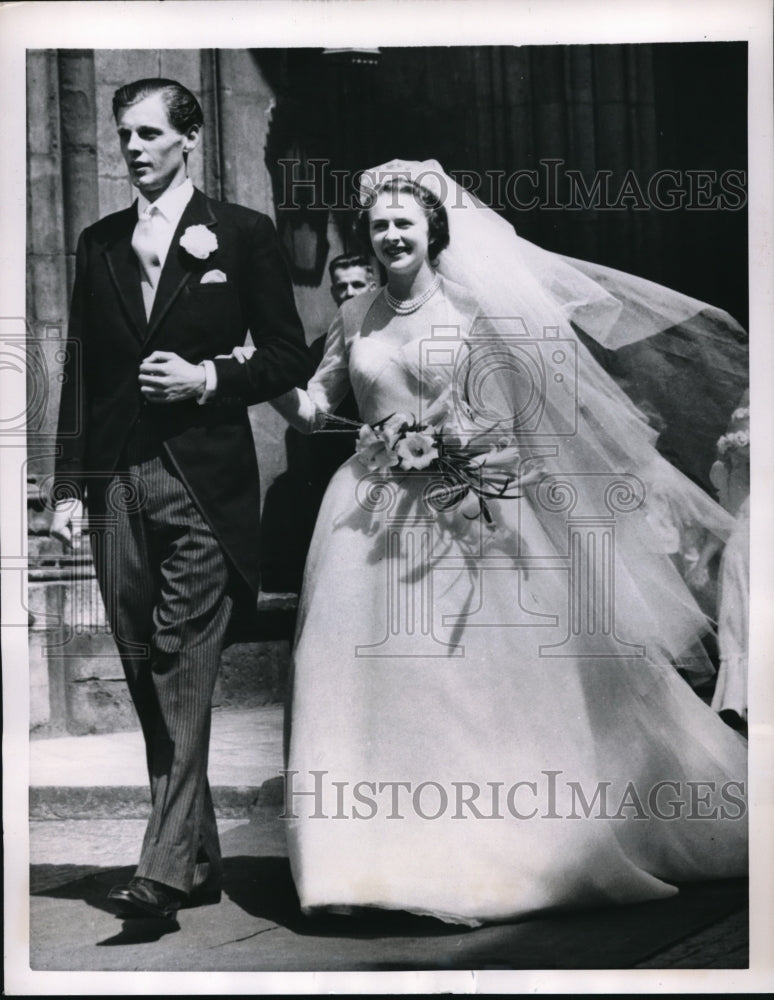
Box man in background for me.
[328,252,376,311]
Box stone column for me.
[58,50,99,290]
[26,51,71,733]
[92,50,208,217]
[26,50,68,483]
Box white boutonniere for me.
[179,225,218,260]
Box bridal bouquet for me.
[351,412,540,523]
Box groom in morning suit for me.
[50,78,312,919]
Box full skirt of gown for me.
[285,459,747,925]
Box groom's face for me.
[116,92,199,201]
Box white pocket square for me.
[200,269,227,284]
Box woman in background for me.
[710,397,750,730]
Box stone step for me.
[29,705,285,819]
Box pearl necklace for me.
[384,275,441,315]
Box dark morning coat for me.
[54,186,313,599]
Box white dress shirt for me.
[137,178,216,402]
[136,176,194,271]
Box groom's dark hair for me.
[112,78,204,134]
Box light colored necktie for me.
[131,205,163,318]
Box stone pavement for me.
[26,707,751,978]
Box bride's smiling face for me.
[368,192,430,277]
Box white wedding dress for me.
[284,279,748,926]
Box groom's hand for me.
[139,351,206,403]
[50,498,84,551]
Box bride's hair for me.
[356,177,450,261]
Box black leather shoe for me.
[107,877,185,919]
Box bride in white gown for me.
[248,160,747,925]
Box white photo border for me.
[2,0,773,994]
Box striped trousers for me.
[92,437,233,894]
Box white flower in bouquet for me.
[356,424,400,472]
[380,413,412,449]
[396,430,439,470]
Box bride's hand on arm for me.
[270,387,321,433]
[218,345,321,433]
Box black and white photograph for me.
[2,0,773,994]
